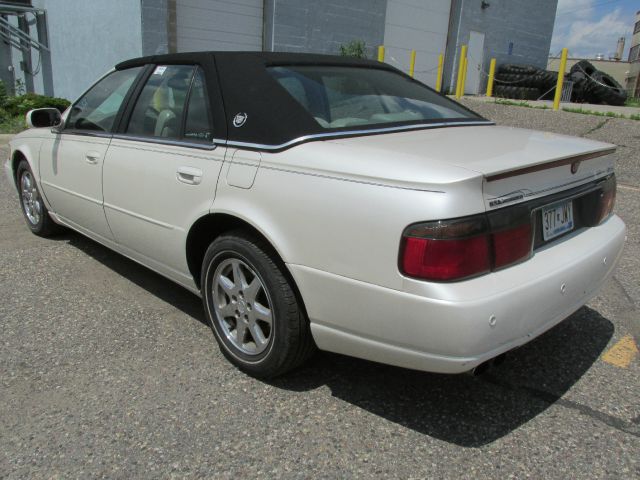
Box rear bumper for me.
[289,214,626,374]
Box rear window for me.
[268,65,479,129]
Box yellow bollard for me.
[377,45,385,62]
[436,53,443,92]
[486,58,496,97]
[455,44,467,98]
[553,48,568,111]
[409,50,416,77]
[461,56,468,97]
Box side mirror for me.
[25,108,62,129]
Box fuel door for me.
[226,149,262,189]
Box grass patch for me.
[561,107,639,121]
[0,115,26,134]
[625,97,640,108]
[493,99,549,110]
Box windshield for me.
[268,65,480,129]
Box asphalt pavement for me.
[1,104,638,479]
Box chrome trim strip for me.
[111,134,217,151]
[223,120,494,151]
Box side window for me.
[126,65,194,140]
[66,67,142,132]
[184,67,214,143]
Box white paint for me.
[382,0,452,87]
[466,30,485,95]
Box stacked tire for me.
[493,61,627,106]
[494,64,557,101]
[568,60,627,106]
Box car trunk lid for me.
[324,125,616,210]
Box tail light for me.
[401,175,616,282]
[401,211,533,282]
[401,216,490,281]
[594,176,616,224]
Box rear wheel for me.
[201,231,315,378]
[16,160,63,237]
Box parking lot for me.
[1,103,638,478]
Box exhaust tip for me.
[469,353,508,376]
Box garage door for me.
[383,0,451,88]
[176,0,263,52]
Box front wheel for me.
[16,160,63,237]
[201,231,315,378]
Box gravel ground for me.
[1,103,639,479]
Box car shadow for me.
[271,307,613,447]
[65,231,613,447]
[65,232,207,325]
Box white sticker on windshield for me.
[153,66,167,75]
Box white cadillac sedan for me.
[6,52,625,378]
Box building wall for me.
[142,0,170,56]
[628,11,640,97]
[444,0,558,94]
[382,0,451,87]
[175,0,263,52]
[266,0,387,58]
[32,0,142,101]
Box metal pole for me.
[35,11,53,96]
[377,45,385,62]
[553,48,568,111]
[461,56,468,97]
[486,58,496,97]
[436,53,443,92]
[455,44,467,99]
[409,49,416,77]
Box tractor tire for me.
[583,71,627,106]
[570,60,597,77]
[494,85,541,100]
[497,64,543,76]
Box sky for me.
[550,0,638,59]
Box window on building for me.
[126,65,195,140]
[634,21,640,35]
[630,45,640,63]
[65,67,142,132]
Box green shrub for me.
[0,80,7,107]
[339,40,367,59]
[3,93,70,117]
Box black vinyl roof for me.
[116,52,488,151]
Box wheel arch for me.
[186,212,293,291]
[11,149,28,185]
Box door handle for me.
[85,151,101,164]
[176,166,203,185]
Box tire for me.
[570,60,597,77]
[201,230,315,378]
[583,71,627,106]
[16,160,63,237]
[494,85,541,100]
[569,71,588,102]
[495,73,538,88]
[497,64,543,76]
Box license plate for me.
[542,200,574,241]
